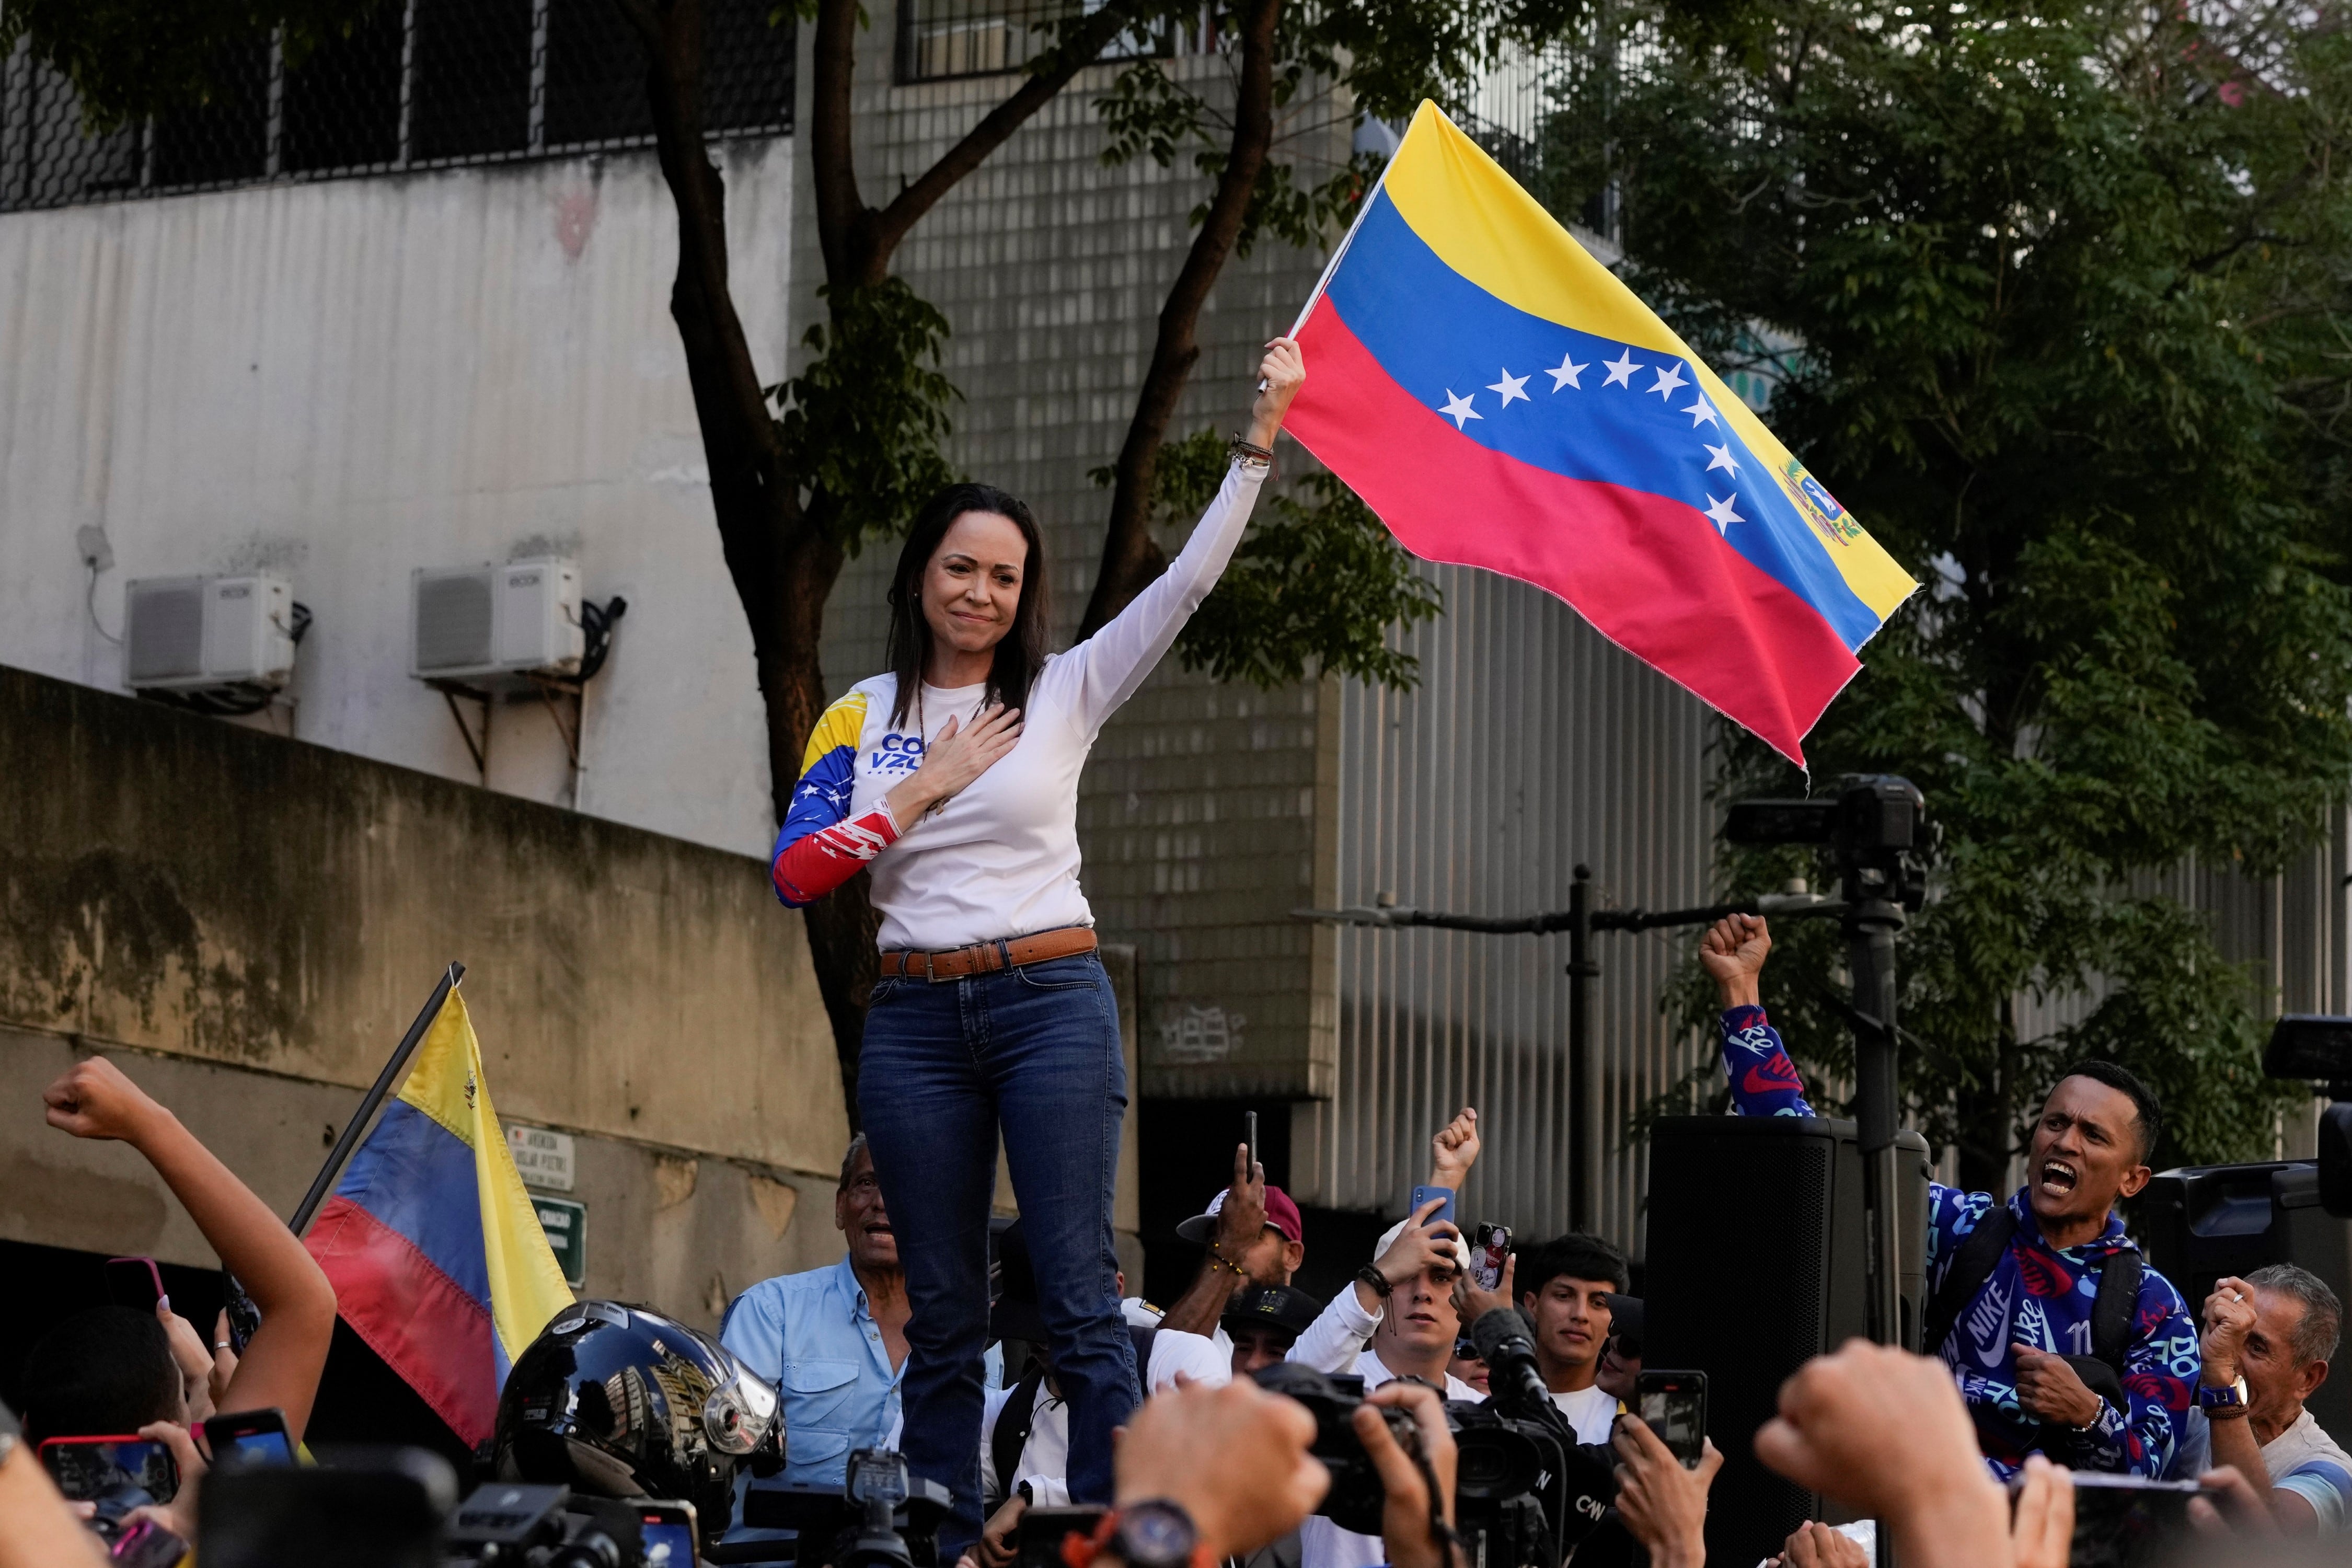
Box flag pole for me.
[288,961,466,1236]
[1282,104,1421,339]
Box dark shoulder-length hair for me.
[885,481,1051,728]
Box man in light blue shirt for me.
[722,1134,910,1490]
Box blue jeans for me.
[857,951,1137,1552]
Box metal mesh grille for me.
[893,0,1187,85]
[1,0,794,214]
[414,573,496,673]
[125,582,209,683]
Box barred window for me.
[894,0,1190,86]
[0,0,794,214]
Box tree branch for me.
[1080,0,1283,637]
[868,0,1159,262]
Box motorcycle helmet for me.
[493,1300,779,1541]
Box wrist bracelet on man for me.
[1356,1263,1394,1298]
[1228,434,1277,479]
[1207,1248,1248,1281]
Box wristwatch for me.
[2198,1374,2250,1417]
[1107,1500,1201,1568]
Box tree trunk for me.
[1078,0,1284,638]
[627,0,1158,1113]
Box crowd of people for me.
[3,341,2347,1567]
[4,977,2345,1567]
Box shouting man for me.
[2186,1265,2349,1534]
[1702,913,2197,1479]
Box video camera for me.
[1724,775,1927,910]
[1254,1311,1621,1568]
[733,1448,954,1568]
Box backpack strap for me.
[1922,1201,2019,1360]
[990,1359,1048,1504]
[2090,1247,2142,1375]
[991,1326,1155,1502]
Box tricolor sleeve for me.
[770,693,900,907]
[1717,1005,1816,1117]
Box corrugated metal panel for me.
[1295,562,1719,1249]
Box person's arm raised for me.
[1063,340,1305,730]
[43,1057,337,1441]
[1156,1143,1263,1338]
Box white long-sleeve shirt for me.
[769,461,1267,950]
[979,1329,1232,1506]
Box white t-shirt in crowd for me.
[1297,1349,1483,1568]
[810,462,1265,952]
[980,1329,1231,1507]
[1550,1381,1623,1444]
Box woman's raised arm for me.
[1059,339,1306,730]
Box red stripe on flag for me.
[1288,298,1859,765]
[306,1194,499,1446]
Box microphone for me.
[1470,1307,1573,1439]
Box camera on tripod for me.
[1723,775,1928,910]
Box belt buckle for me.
[924,950,951,984]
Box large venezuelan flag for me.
[303,990,572,1445]
[1286,103,1917,765]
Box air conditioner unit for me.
[410,557,583,684]
[122,574,297,693]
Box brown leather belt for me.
[879,926,1099,982]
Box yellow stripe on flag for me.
[397,990,574,1365]
[1378,103,1917,622]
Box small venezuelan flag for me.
[304,989,573,1445]
[1286,102,1917,766]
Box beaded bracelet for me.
[1228,434,1277,480]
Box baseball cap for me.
[1221,1283,1323,1340]
[1175,1185,1304,1246]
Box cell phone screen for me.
[41,1438,180,1504]
[213,1428,294,1465]
[1636,1371,1708,1469]
[640,1514,698,1566]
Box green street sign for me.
[534,1196,587,1287]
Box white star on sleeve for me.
[1486,368,1530,407]
[1650,363,1689,399]
[1704,493,1745,533]
[1547,352,1588,391]
[1704,442,1741,477]
[1602,348,1640,388]
[1439,389,1482,429]
[1683,395,1721,428]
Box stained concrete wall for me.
[0,661,848,1327]
[0,141,795,857]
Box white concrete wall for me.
[0,140,798,857]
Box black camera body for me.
[1724,775,1928,910]
[739,1449,954,1568]
[1251,1359,1614,1568]
[445,1482,650,1567]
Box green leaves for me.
[1583,0,2352,1171]
[2,0,384,132]
[774,279,961,551]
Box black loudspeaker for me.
[1643,1115,1931,1568]
[2139,1161,2352,1439]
